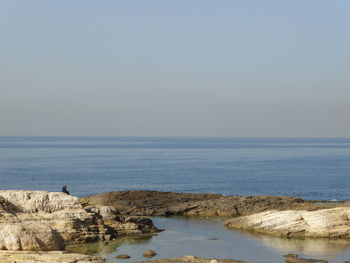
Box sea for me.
[2,136,350,263]
[1,136,350,200]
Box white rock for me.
[0,190,159,251]
[0,190,82,213]
[224,207,350,238]
[0,224,64,251]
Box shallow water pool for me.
[67,217,350,263]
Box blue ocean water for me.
[1,137,350,200]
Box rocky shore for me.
[81,190,350,240]
[0,250,107,263]
[135,255,252,263]
[0,190,159,263]
[224,207,350,239]
[1,189,350,263]
[80,190,331,217]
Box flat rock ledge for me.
[80,190,330,217]
[135,255,252,263]
[284,254,328,263]
[0,250,106,263]
[0,190,159,251]
[224,207,350,239]
[136,254,350,263]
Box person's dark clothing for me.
[62,186,70,195]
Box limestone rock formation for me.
[0,190,82,213]
[284,254,327,263]
[135,255,252,263]
[0,190,159,251]
[224,207,350,238]
[0,250,106,263]
[80,190,221,216]
[116,254,131,259]
[143,249,157,257]
[0,224,64,251]
[80,190,330,217]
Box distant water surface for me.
[1,137,350,200]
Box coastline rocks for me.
[181,195,314,217]
[0,250,106,263]
[0,190,82,213]
[284,254,327,263]
[135,255,252,263]
[224,207,350,239]
[143,249,157,257]
[80,191,221,216]
[80,190,326,217]
[116,254,131,259]
[0,224,64,251]
[0,191,159,251]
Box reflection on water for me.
[67,235,153,256]
[67,217,350,263]
[237,230,350,259]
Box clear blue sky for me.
[0,1,349,137]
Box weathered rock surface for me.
[0,224,64,251]
[224,207,350,238]
[135,254,350,263]
[0,250,106,263]
[0,191,159,251]
[143,249,157,257]
[0,190,82,213]
[284,254,327,263]
[116,254,131,259]
[80,190,328,217]
[80,191,221,216]
[135,255,252,263]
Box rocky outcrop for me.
[80,191,221,216]
[224,207,350,239]
[0,191,159,251]
[81,191,350,240]
[80,190,330,217]
[0,224,64,251]
[135,255,252,263]
[143,249,157,258]
[0,190,82,213]
[0,250,106,263]
[284,254,327,263]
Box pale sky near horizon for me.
[0,1,349,137]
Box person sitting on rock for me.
[62,185,70,195]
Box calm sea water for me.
[1,136,350,200]
[3,136,350,262]
[68,217,350,263]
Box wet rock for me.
[134,255,252,263]
[0,250,106,263]
[284,254,327,263]
[143,249,157,257]
[116,254,131,259]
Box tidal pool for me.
[67,217,350,263]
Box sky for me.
[0,1,349,137]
